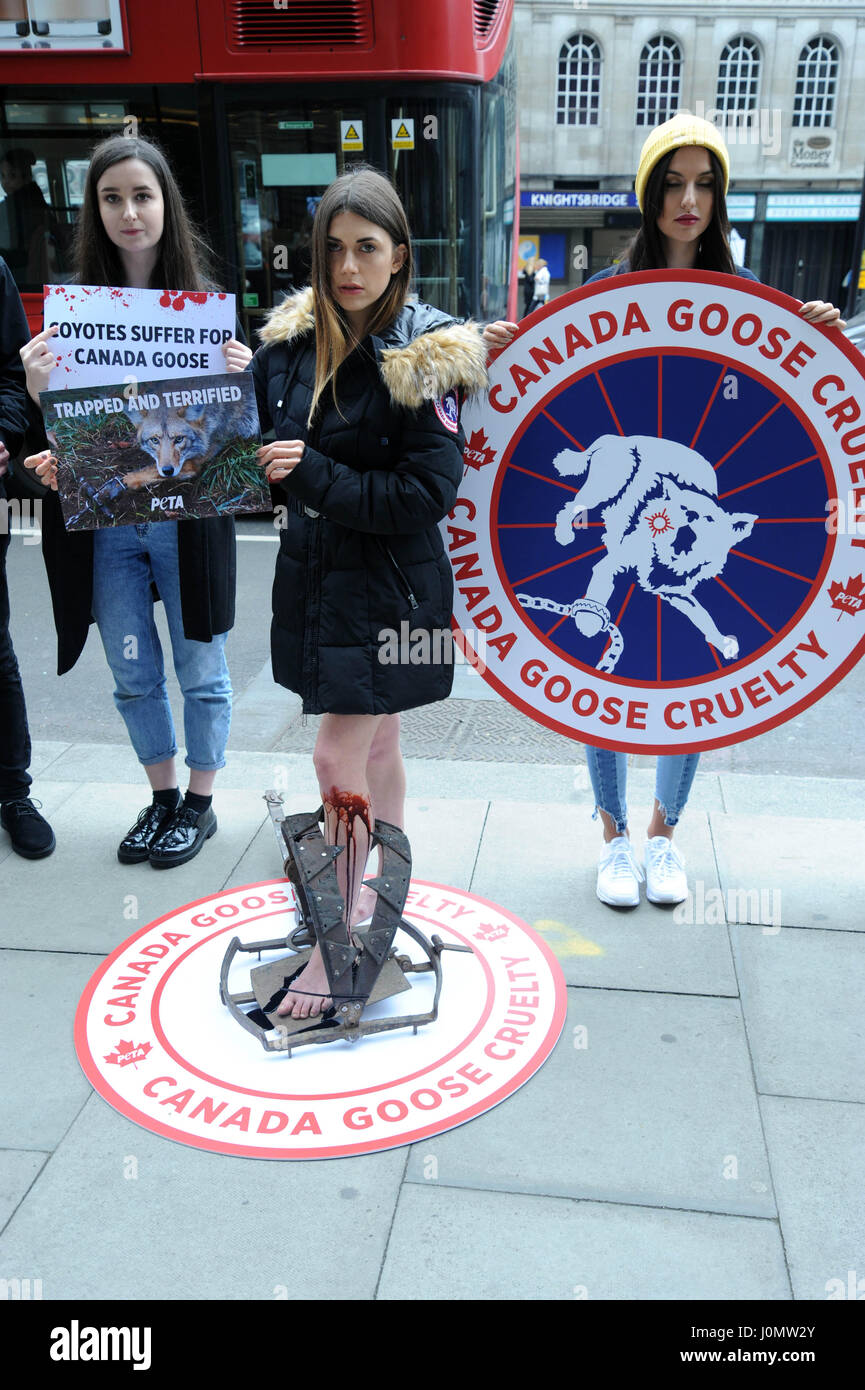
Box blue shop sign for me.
[521,191,639,210]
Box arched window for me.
[636,36,682,127]
[793,36,839,127]
[557,33,602,126]
[716,36,760,125]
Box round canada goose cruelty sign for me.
[74,881,566,1159]
[450,271,865,752]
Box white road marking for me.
[10,527,280,541]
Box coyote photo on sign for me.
[41,373,268,530]
[121,390,260,489]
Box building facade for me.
[516,0,865,305]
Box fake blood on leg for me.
[323,787,373,929]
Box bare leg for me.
[143,761,215,798]
[144,757,178,793]
[188,769,216,796]
[353,714,405,924]
[599,807,627,844]
[647,798,674,841]
[601,802,674,842]
[278,713,385,1020]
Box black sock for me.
[153,787,181,811]
[184,790,212,814]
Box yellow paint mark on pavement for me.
[533,919,604,957]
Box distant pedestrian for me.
[526,257,550,314]
[521,257,536,316]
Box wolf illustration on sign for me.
[551,434,757,659]
[121,394,259,490]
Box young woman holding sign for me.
[484,113,845,908]
[20,135,251,868]
[250,166,487,1018]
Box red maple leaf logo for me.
[463,428,496,475]
[474,922,510,942]
[104,1039,152,1069]
[827,574,865,619]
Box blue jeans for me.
[584,748,699,834]
[91,523,231,772]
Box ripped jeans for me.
[584,748,700,834]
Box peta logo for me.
[150,495,185,511]
[49,1320,152,1370]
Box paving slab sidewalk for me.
[0,742,862,1301]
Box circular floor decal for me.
[75,880,566,1159]
[450,271,865,753]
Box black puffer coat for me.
[250,288,488,714]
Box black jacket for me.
[250,288,488,714]
[586,260,760,285]
[0,256,30,466]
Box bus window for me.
[0,2,29,36]
[228,91,477,331]
[62,158,90,207]
[0,145,68,286]
[226,101,370,338]
[481,31,516,322]
[0,91,201,299]
[386,94,475,319]
[24,1,116,42]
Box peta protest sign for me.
[43,284,236,391]
[41,374,269,529]
[449,271,865,753]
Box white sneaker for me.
[596,835,644,907]
[644,836,688,904]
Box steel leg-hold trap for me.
[219,792,472,1055]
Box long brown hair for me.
[73,134,216,290]
[308,165,413,424]
[625,147,735,274]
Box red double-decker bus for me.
[0,0,518,337]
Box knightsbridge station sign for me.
[520,191,638,209]
[449,272,865,753]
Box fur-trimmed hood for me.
[257,285,488,409]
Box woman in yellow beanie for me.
[484,113,844,909]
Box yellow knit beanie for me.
[635,113,730,212]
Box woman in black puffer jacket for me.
[250,167,487,1020]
